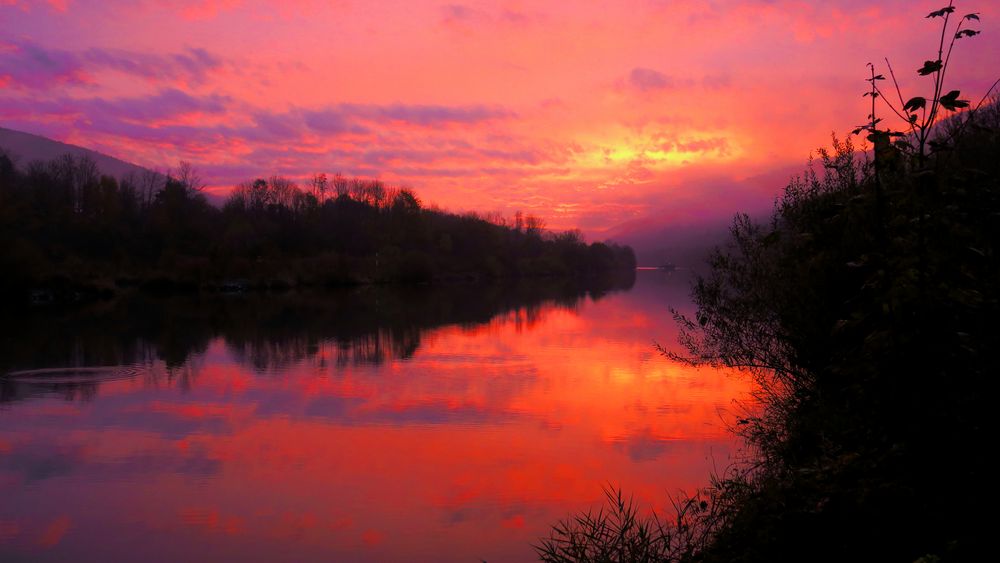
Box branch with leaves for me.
[852,2,991,163]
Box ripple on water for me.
[1,365,146,384]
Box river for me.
[0,270,749,562]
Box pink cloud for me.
[0,39,91,88]
[440,3,536,28]
[0,39,223,90]
[0,0,68,11]
[628,67,675,91]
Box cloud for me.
[0,0,68,11]
[342,103,514,126]
[237,103,514,145]
[243,103,511,142]
[441,3,534,28]
[442,3,476,22]
[240,103,512,142]
[628,67,675,91]
[478,148,543,165]
[669,137,731,156]
[0,39,88,88]
[499,9,530,25]
[83,46,222,84]
[1,89,529,191]
[251,110,310,138]
[144,0,334,21]
[1,88,521,188]
[701,73,732,90]
[95,88,230,120]
[0,39,223,90]
[1,88,229,122]
[139,0,244,21]
[300,109,365,134]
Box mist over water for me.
[0,271,749,562]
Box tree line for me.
[0,154,635,301]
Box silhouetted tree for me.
[0,159,635,299]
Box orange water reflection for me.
[0,271,750,562]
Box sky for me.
[1,0,997,236]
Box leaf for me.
[940,98,970,111]
[926,6,956,18]
[866,132,888,143]
[965,13,980,21]
[917,60,943,75]
[939,90,970,111]
[955,29,980,39]
[903,96,926,112]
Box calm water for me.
[0,271,749,562]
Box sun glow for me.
[576,130,741,170]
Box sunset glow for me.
[2,0,997,233]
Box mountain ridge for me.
[0,126,160,181]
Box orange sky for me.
[1,0,997,234]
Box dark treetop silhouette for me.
[0,157,635,303]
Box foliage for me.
[853,0,996,162]
[0,158,635,301]
[536,471,759,563]
[669,57,998,563]
[536,488,698,563]
[670,98,998,561]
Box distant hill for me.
[0,126,233,206]
[0,126,158,181]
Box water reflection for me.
[1,273,634,403]
[0,270,750,563]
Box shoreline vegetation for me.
[0,158,636,305]
[540,3,996,562]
